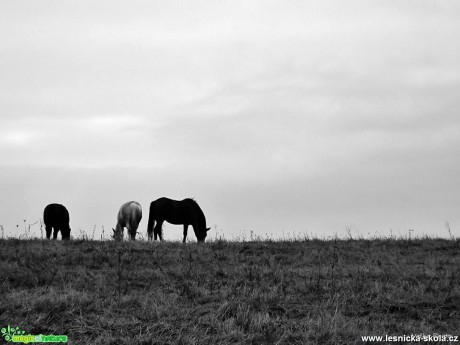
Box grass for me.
[0,237,459,344]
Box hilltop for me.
[0,238,459,344]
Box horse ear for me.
[206,227,211,232]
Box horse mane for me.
[183,198,205,223]
[183,197,198,206]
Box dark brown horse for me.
[147,197,210,242]
[43,203,71,240]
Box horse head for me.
[112,228,123,242]
[196,227,211,242]
[61,226,71,240]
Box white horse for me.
[113,201,142,241]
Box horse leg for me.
[155,220,164,241]
[153,221,157,240]
[45,226,52,239]
[127,220,133,240]
[53,227,59,240]
[183,224,188,243]
[127,226,133,240]
[154,225,160,241]
[130,222,139,240]
[148,221,154,241]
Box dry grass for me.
[0,237,459,344]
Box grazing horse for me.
[147,197,210,242]
[113,201,142,241]
[43,203,71,240]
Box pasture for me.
[0,237,459,344]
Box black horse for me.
[147,197,210,242]
[43,203,71,240]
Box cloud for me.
[1,130,38,146]
[1,1,459,238]
[0,114,166,169]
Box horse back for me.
[150,197,205,226]
[118,201,142,227]
[44,203,70,227]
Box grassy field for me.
[0,237,459,344]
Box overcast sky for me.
[1,1,459,240]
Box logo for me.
[1,325,67,343]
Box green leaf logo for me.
[1,325,25,342]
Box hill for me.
[0,238,459,344]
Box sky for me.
[1,0,459,240]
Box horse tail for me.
[147,201,155,240]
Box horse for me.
[147,197,210,242]
[43,203,71,240]
[113,201,142,241]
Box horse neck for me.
[115,221,124,232]
[191,209,206,230]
